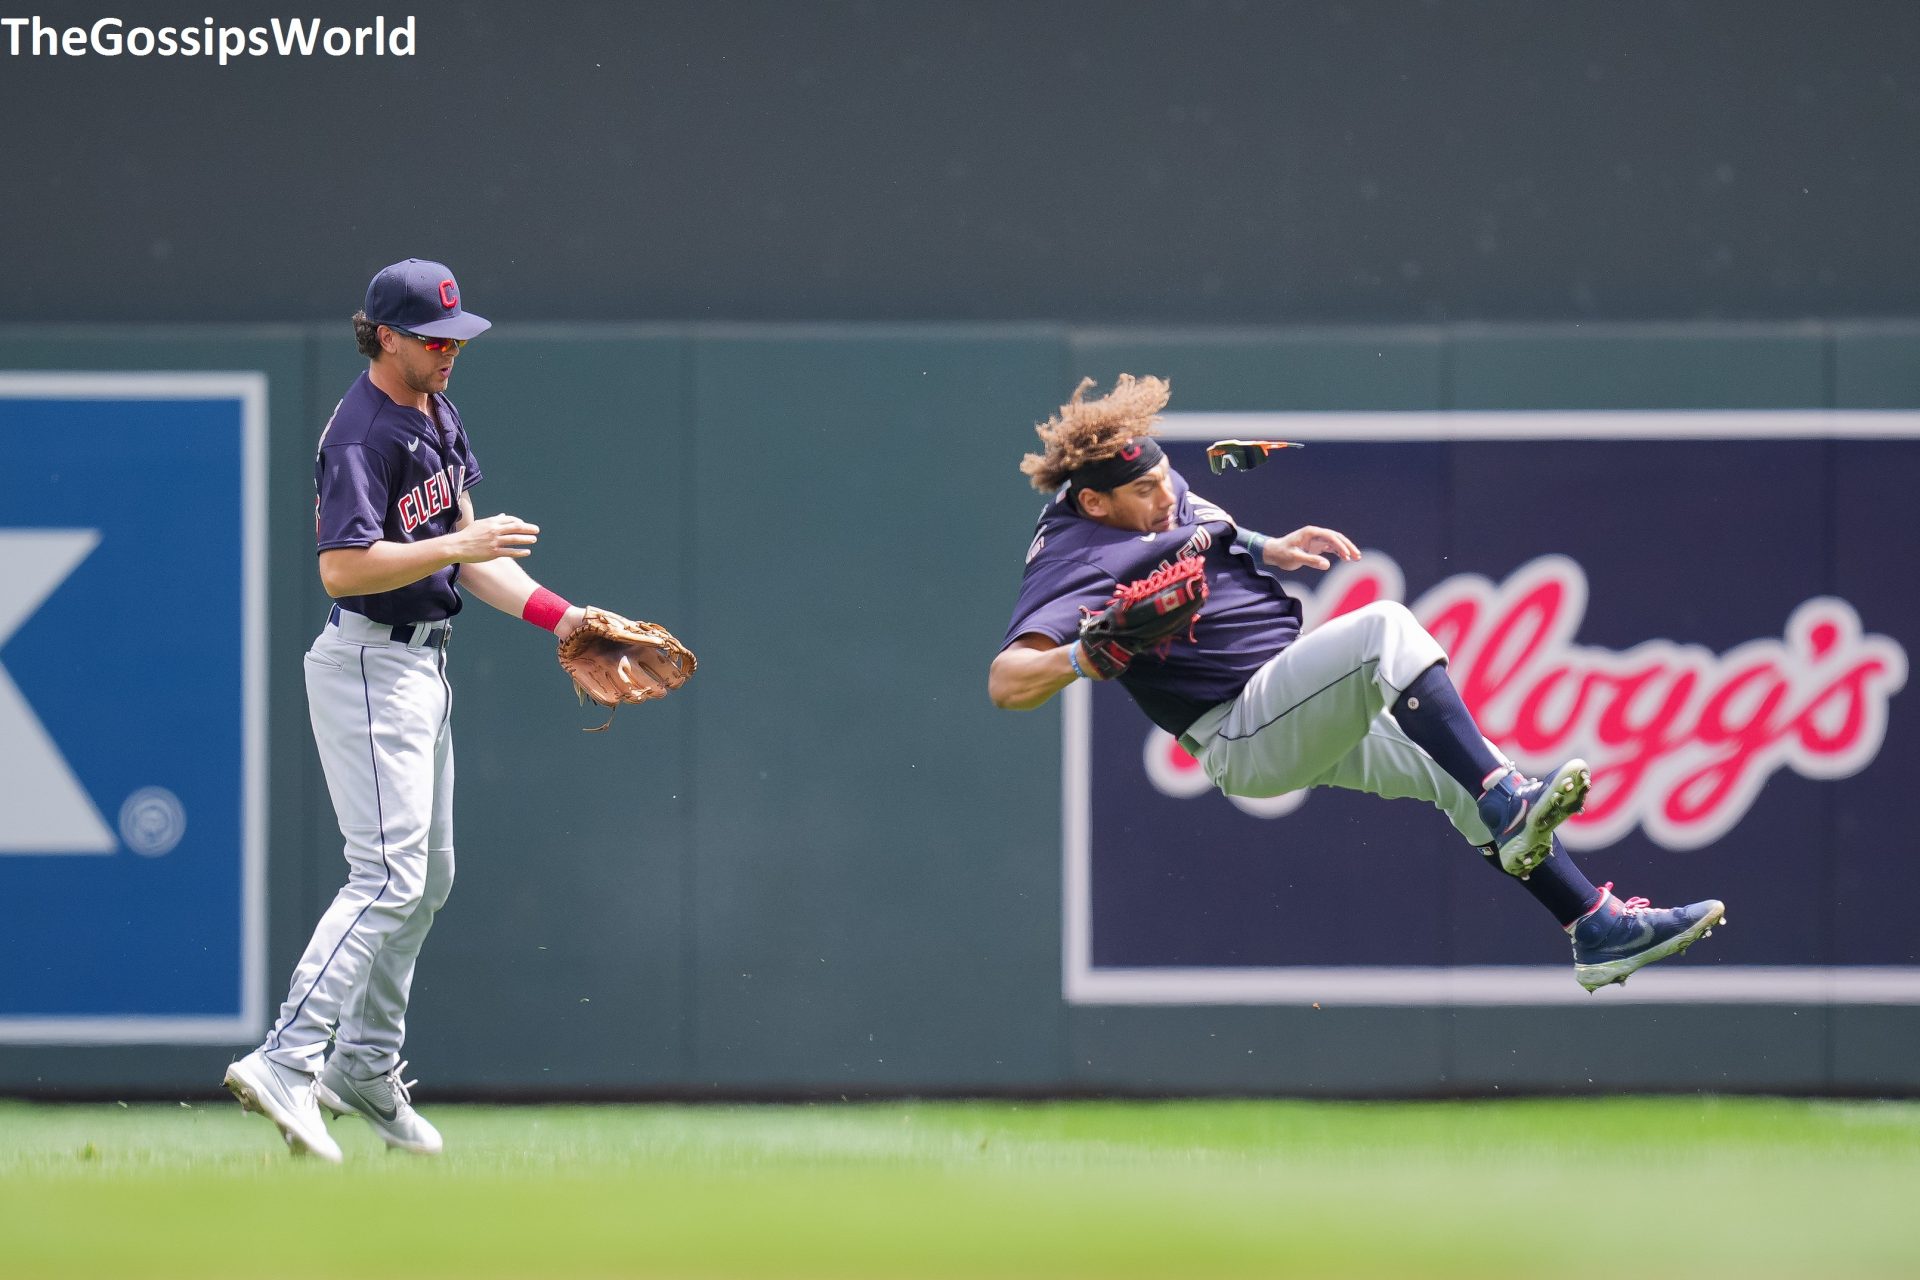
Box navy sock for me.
[1481,837,1602,927]
[1391,662,1503,796]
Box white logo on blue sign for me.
[0,530,114,853]
[0,373,266,1043]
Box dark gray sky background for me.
[4,0,1915,325]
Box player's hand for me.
[450,513,539,563]
[1268,526,1360,572]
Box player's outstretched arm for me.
[1240,525,1361,572]
[460,555,589,639]
[989,634,1098,710]
[317,508,538,598]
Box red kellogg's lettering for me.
[1274,554,1910,851]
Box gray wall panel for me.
[1451,325,1828,409]
[684,330,1070,1088]
[1447,1008,1832,1092]
[1068,330,1447,412]
[1834,323,1920,408]
[1068,1007,1451,1095]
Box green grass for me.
[1,1096,1916,1278]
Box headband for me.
[1066,436,1164,497]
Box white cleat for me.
[316,1057,444,1155]
[223,1050,343,1163]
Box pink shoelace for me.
[1598,882,1651,912]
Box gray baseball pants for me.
[1181,601,1505,844]
[261,608,455,1077]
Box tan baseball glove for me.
[556,606,697,731]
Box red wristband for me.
[521,586,572,632]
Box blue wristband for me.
[1069,643,1089,680]
[1235,527,1270,560]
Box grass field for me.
[1,1095,1915,1278]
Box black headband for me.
[1067,437,1164,496]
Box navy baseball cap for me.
[363,258,491,340]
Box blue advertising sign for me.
[0,373,265,1042]
[1066,412,1917,1005]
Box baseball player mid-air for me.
[990,375,1725,988]
[223,259,692,1162]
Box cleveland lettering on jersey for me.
[397,463,467,533]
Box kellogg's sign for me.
[1066,413,1920,1006]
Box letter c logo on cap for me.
[439,280,458,310]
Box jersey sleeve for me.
[442,400,483,490]
[999,556,1117,649]
[1184,488,1237,530]
[316,442,392,551]
[458,434,483,490]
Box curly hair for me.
[352,310,383,359]
[1019,374,1171,492]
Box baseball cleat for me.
[316,1057,443,1155]
[223,1050,343,1163]
[1572,883,1726,991]
[1478,759,1591,877]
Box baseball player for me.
[990,375,1726,988]
[222,259,624,1161]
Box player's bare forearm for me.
[318,519,532,597]
[459,557,588,639]
[318,540,462,597]
[989,637,1091,710]
[459,555,535,612]
[319,504,539,597]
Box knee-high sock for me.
[1480,836,1602,926]
[1390,661,1503,795]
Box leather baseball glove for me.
[1077,554,1208,679]
[556,606,697,731]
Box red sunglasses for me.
[389,326,467,354]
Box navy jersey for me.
[314,371,484,624]
[1000,467,1302,735]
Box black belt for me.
[329,603,451,648]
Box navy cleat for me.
[1571,883,1727,991]
[1477,760,1591,878]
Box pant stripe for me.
[1213,661,1375,745]
[435,640,451,737]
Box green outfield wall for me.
[2,320,1916,1097]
